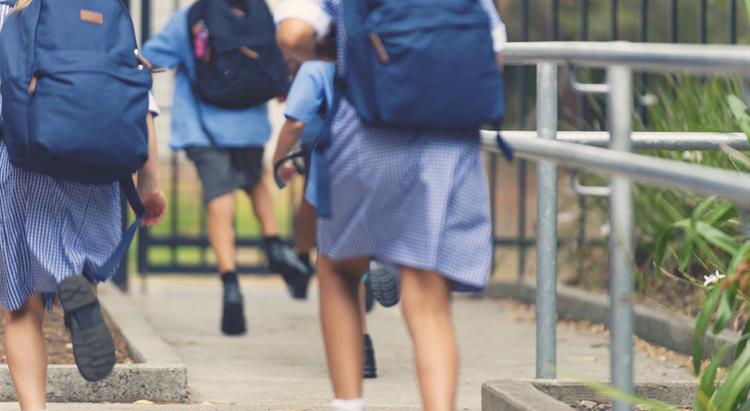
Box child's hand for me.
[277,163,299,185]
[137,176,166,227]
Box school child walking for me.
[276,0,507,409]
[0,0,166,409]
[142,0,312,336]
[273,59,378,378]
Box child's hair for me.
[15,0,31,11]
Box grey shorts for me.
[185,147,264,204]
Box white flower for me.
[703,270,726,286]
[640,93,658,106]
[681,151,704,163]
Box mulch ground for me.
[0,305,133,365]
[572,400,692,410]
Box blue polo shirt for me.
[283,61,335,206]
[142,8,271,150]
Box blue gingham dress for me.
[275,0,506,292]
[0,2,125,311]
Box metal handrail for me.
[481,131,750,204]
[487,41,750,411]
[497,131,750,151]
[503,42,750,75]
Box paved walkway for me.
[2,276,690,410]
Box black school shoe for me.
[363,334,377,379]
[58,276,115,382]
[288,253,315,300]
[221,272,247,335]
[367,264,401,308]
[263,237,311,291]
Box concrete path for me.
[2,276,690,411]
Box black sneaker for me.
[363,275,375,313]
[288,253,314,300]
[58,276,115,382]
[221,273,246,336]
[367,263,400,308]
[264,237,310,290]
[363,334,377,379]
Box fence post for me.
[607,65,634,411]
[535,63,559,379]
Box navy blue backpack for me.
[187,0,288,109]
[341,0,506,130]
[302,0,509,217]
[0,0,153,281]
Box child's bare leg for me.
[401,267,458,411]
[295,199,316,254]
[358,282,368,334]
[4,295,47,411]
[247,176,279,237]
[317,255,369,399]
[206,193,237,273]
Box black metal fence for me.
[116,0,748,285]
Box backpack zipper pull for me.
[368,33,390,64]
[27,76,37,95]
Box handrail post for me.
[535,63,559,379]
[607,65,635,411]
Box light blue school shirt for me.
[283,61,335,207]
[142,8,271,150]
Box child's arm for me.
[137,113,166,227]
[141,10,189,69]
[478,0,506,70]
[273,118,306,184]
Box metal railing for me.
[485,41,750,411]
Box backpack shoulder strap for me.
[89,178,145,282]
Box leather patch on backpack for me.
[239,47,260,60]
[80,9,104,25]
[230,7,246,18]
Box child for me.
[273,59,377,378]
[275,0,506,409]
[0,2,166,410]
[142,5,311,336]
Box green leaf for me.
[694,286,724,374]
[728,95,750,137]
[694,196,719,222]
[653,224,679,276]
[698,343,733,403]
[680,230,698,272]
[712,282,738,335]
[703,202,734,226]
[736,319,750,360]
[728,240,750,277]
[712,335,750,410]
[695,222,741,255]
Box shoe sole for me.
[270,261,310,290]
[368,267,400,308]
[58,276,115,382]
[222,302,247,335]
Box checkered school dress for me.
[0,2,121,311]
[276,0,506,292]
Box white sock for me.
[331,398,365,411]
